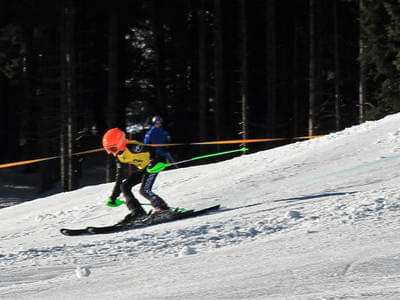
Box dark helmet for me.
[152,115,163,125]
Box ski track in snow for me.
[1,185,399,273]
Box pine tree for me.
[360,0,400,119]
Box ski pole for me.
[147,147,248,173]
[106,198,186,212]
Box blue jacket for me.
[144,126,170,157]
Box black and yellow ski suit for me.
[109,147,168,214]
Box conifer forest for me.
[1,0,399,192]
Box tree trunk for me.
[21,26,38,164]
[359,0,365,124]
[266,0,277,137]
[107,9,119,128]
[198,0,207,148]
[309,0,316,136]
[292,12,300,137]
[214,0,223,145]
[60,0,77,191]
[0,75,5,160]
[240,0,248,147]
[151,0,166,113]
[333,0,341,131]
[106,7,119,183]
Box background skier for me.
[141,116,171,212]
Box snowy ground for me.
[1,114,400,299]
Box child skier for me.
[102,120,170,221]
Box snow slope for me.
[1,114,400,299]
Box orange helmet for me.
[102,128,127,154]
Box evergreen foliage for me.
[361,0,400,119]
[1,0,399,191]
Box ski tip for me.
[209,204,221,210]
[60,228,73,236]
[60,228,89,236]
[197,204,221,212]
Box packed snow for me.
[1,114,400,299]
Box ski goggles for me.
[105,146,119,154]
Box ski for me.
[60,204,220,236]
[60,228,89,236]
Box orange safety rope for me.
[0,135,323,169]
